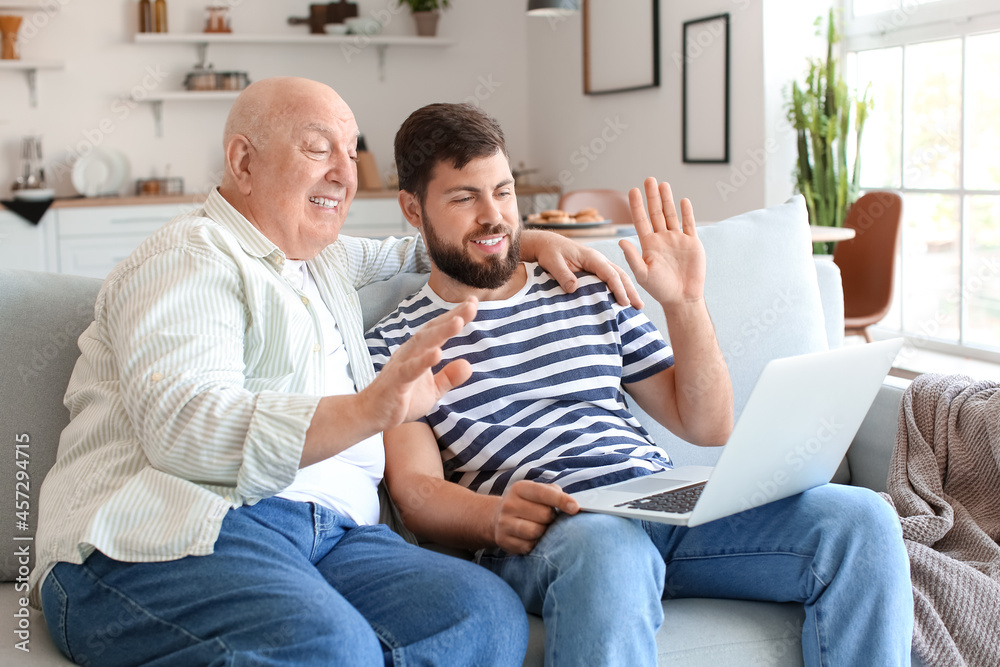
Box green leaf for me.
[782,7,870,252]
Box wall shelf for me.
[133,33,455,46]
[131,90,241,138]
[131,32,455,136]
[134,32,455,78]
[0,60,64,107]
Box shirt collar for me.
[203,188,285,266]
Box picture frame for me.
[682,13,730,163]
[583,0,660,95]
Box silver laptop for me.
[571,338,904,527]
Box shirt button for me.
[301,296,309,306]
[151,372,163,382]
[313,343,321,353]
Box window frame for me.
[843,0,1000,363]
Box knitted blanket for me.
[883,374,1000,667]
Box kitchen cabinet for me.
[54,202,200,279]
[0,209,46,271]
[341,195,407,236]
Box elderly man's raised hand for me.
[363,298,477,430]
[620,178,707,308]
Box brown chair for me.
[833,191,903,342]
[557,188,632,226]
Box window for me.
[844,0,1000,358]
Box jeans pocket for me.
[39,566,74,661]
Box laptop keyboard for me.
[615,482,707,514]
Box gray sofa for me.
[0,196,910,665]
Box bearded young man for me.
[367,103,914,667]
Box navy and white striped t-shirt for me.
[366,263,676,495]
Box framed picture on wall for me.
[682,13,730,163]
[583,0,660,95]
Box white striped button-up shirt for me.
[30,189,428,606]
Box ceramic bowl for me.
[345,17,381,35]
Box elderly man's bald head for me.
[223,77,351,151]
[218,77,362,260]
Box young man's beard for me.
[421,208,522,290]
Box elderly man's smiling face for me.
[223,78,360,260]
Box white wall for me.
[762,0,829,209]
[525,0,768,222]
[0,0,532,198]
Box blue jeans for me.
[480,484,913,667]
[40,497,528,666]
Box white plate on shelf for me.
[72,148,129,197]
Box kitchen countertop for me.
[46,185,558,209]
[49,193,208,209]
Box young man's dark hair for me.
[394,103,508,204]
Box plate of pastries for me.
[524,207,610,228]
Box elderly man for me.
[367,103,915,667]
[30,78,634,665]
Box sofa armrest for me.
[845,375,910,493]
[813,258,844,349]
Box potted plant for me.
[397,0,449,37]
[786,8,871,254]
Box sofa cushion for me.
[521,598,806,667]
[586,195,830,467]
[0,270,103,582]
[359,272,430,332]
[0,583,66,664]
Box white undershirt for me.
[275,260,383,525]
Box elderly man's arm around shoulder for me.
[520,228,642,309]
[383,421,579,555]
[619,178,734,447]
